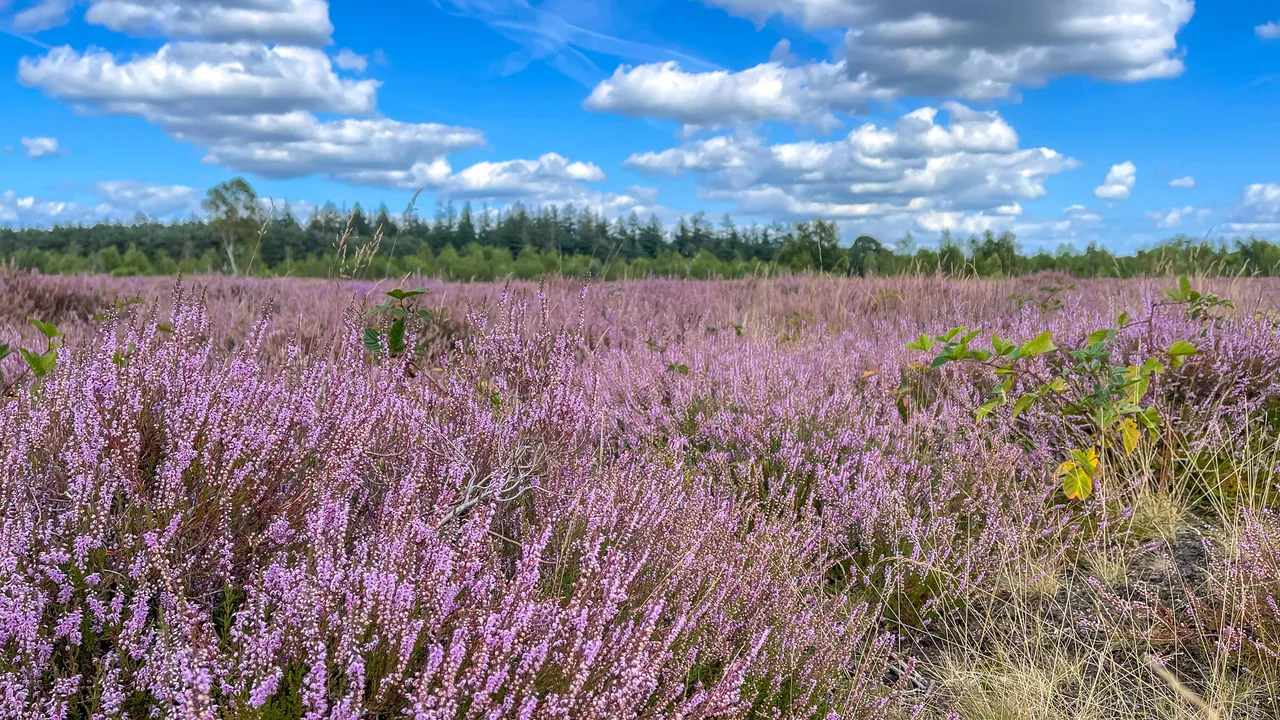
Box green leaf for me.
[386,288,429,300]
[1117,312,1131,327]
[20,347,57,377]
[1018,331,1057,357]
[155,322,173,334]
[905,334,935,352]
[1086,329,1112,345]
[938,327,965,343]
[929,354,951,369]
[991,336,1016,357]
[1047,378,1068,393]
[1179,275,1192,299]
[0,344,9,362]
[362,328,382,354]
[667,362,690,375]
[28,318,60,339]
[969,350,991,362]
[388,318,407,354]
[490,393,502,408]
[1011,394,1036,419]
[1166,340,1197,370]
[975,399,1002,423]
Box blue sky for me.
[0,0,1278,251]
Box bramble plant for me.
[1,317,62,397]
[906,276,1215,500]
[361,287,434,361]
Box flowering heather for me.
[2,271,1280,718]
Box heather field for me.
[5,271,1280,720]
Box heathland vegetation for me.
[3,178,1279,280]
[2,268,1280,717]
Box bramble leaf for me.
[362,328,382,354]
[28,318,60,339]
[1120,417,1141,456]
[388,318,407,354]
[1019,332,1057,357]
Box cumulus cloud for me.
[17,3,495,188]
[1224,183,1280,235]
[585,60,885,130]
[13,0,73,32]
[592,0,1192,127]
[19,43,379,117]
[1145,205,1208,229]
[1094,162,1136,200]
[624,103,1079,235]
[334,48,367,72]
[769,39,796,65]
[0,189,112,226]
[20,136,59,157]
[83,0,334,46]
[93,180,200,215]
[1257,22,1280,40]
[1064,204,1103,224]
[1169,176,1195,188]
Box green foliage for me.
[361,287,436,365]
[1,317,62,393]
[905,276,1216,501]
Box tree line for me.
[2,178,1278,280]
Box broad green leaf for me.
[388,318,407,354]
[938,327,965,343]
[1019,332,1057,357]
[362,328,382,354]
[969,350,991,362]
[1086,329,1112,345]
[1179,275,1192,298]
[386,288,429,300]
[667,362,690,375]
[1120,417,1140,456]
[975,399,1002,423]
[0,344,8,362]
[1047,378,1068,393]
[155,322,173,334]
[1011,393,1036,418]
[28,318,60,339]
[929,354,951,369]
[1117,312,1131,327]
[1167,340,1198,367]
[905,334,935,352]
[20,347,56,377]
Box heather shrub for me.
[4,272,1280,718]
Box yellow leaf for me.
[861,369,878,379]
[1062,467,1093,500]
[1056,459,1078,477]
[1120,417,1140,456]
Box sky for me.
[0,0,1277,252]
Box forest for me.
[2,177,1278,280]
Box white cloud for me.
[13,0,73,32]
[83,0,334,46]
[585,60,885,130]
[1168,175,1195,188]
[0,189,112,226]
[624,103,1079,235]
[1224,183,1280,235]
[632,0,1193,114]
[1064,204,1103,223]
[1145,205,1208,229]
[1094,161,1136,200]
[1257,22,1280,40]
[769,38,796,65]
[93,180,200,215]
[334,48,367,73]
[20,136,60,157]
[20,43,379,117]
[18,29,489,186]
